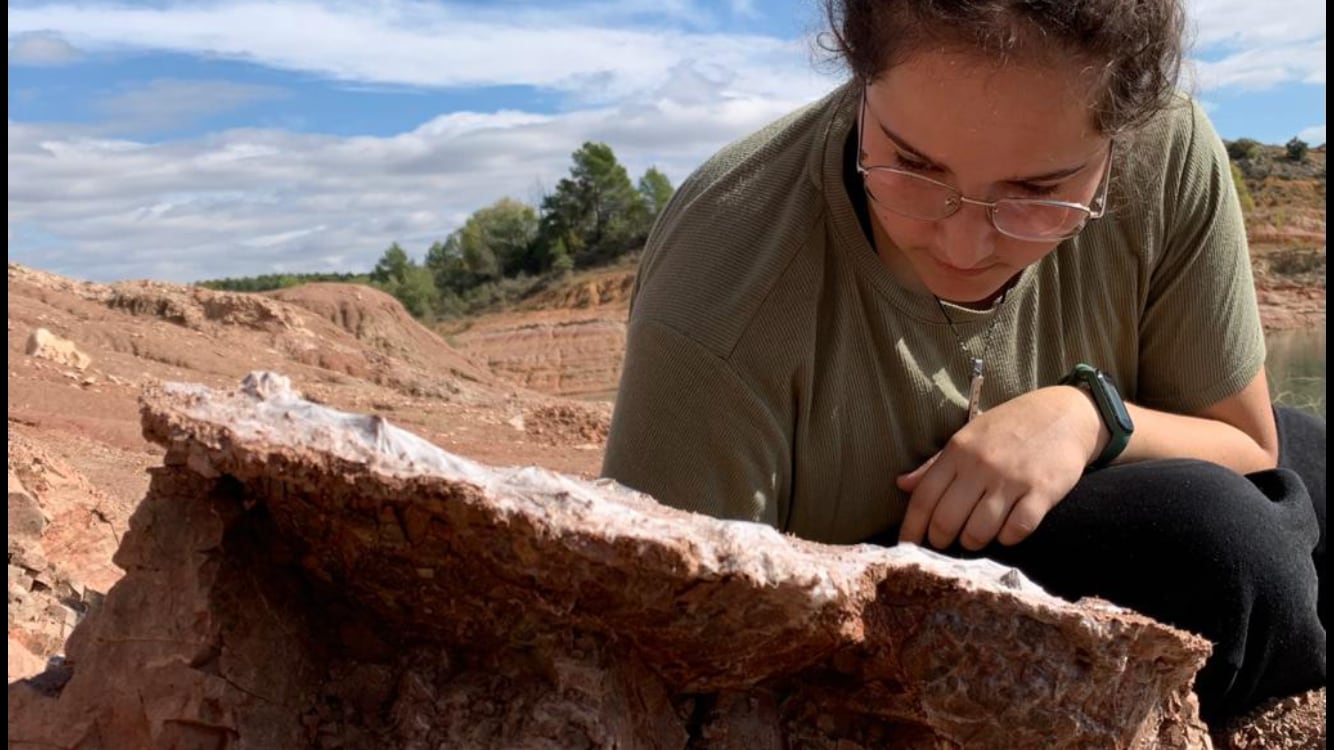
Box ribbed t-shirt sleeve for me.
[601,318,789,527]
[1137,100,1266,412]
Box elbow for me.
[1252,407,1282,471]
[1238,420,1281,473]
[1258,432,1281,471]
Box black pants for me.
[960,406,1326,724]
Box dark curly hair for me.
[822,0,1186,136]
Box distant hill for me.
[1227,143,1325,330]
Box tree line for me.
[202,141,674,319]
[200,271,370,292]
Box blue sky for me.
[7,0,1327,282]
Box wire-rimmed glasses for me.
[856,94,1113,242]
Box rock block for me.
[8,372,1216,749]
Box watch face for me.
[1095,372,1135,433]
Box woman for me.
[602,0,1325,724]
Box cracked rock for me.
[8,373,1218,749]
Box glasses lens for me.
[863,167,1095,241]
[992,201,1090,241]
[863,170,958,221]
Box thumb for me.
[897,452,940,492]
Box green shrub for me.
[1285,137,1310,163]
[1226,138,1263,162]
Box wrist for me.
[1059,364,1135,468]
[1057,384,1109,465]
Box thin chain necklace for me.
[934,292,1009,422]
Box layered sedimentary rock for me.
[452,315,627,398]
[8,372,1215,749]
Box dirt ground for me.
[7,264,613,680]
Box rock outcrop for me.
[452,315,627,399]
[8,435,119,682]
[24,328,91,371]
[8,372,1216,749]
[447,269,635,399]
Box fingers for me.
[996,493,1055,546]
[897,456,952,545]
[899,456,989,550]
[896,452,940,493]
[925,474,986,549]
[896,401,1080,549]
[959,491,1011,551]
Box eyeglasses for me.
[856,93,1112,242]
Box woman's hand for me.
[897,386,1106,550]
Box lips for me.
[933,257,995,277]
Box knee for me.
[1158,464,1324,675]
[1138,461,1317,590]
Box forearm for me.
[1118,403,1277,474]
[1061,385,1278,475]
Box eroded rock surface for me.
[1213,689,1326,750]
[24,328,92,371]
[8,373,1216,749]
[447,269,635,399]
[7,435,118,682]
[452,315,627,398]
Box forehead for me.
[866,51,1104,171]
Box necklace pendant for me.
[967,358,984,422]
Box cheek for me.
[994,237,1061,266]
[873,209,934,247]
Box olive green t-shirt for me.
[602,80,1263,545]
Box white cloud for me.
[7,0,1326,282]
[728,0,759,18]
[8,32,80,64]
[1185,0,1326,91]
[6,79,825,282]
[240,225,328,249]
[5,2,825,104]
[96,79,287,133]
[5,1,843,282]
[1297,124,1326,144]
[1187,39,1326,91]
[1188,0,1326,48]
[7,1,1324,96]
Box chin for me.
[921,269,1010,306]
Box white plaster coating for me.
[162,371,1126,618]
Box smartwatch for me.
[1060,363,1134,469]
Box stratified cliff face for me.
[7,373,1215,750]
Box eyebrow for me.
[876,120,1091,184]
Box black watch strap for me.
[1060,363,1134,469]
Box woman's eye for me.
[1017,182,1061,197]
[893,154,934,172]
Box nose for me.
[934,202,996,269]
